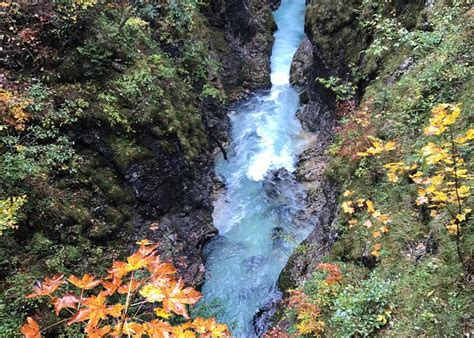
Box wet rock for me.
[290,36,313,87]
[271,227,285,249]
[263,169,307,224]
[296,100,334,135]
[385,57,415,85]
[268,0,282,11]
[263,168,301,199]
[305,0,369,78]
[253,286,283,336]
[205,0,277,101]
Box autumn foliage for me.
[343,103,472,264]
[265,263,343,337]
[21,240,230,337]
[333,101,376,161]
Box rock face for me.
[268,0,282,11]
[72,2,279,287]
[206,0,277,101]
[290,36,313,87]
[305,0,368,78]
[133,2,278,285]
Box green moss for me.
[92,167,134,204]
[305,0,365,72]
[104,136,153,172]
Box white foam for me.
[271,72,289,85]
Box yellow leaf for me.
[366,200,375,214]
[343,190,353,197]
[371,250,381,257]
[458,185,470,198]
[387,172,399,182]
[455,128,474,144]
[446,223,459,235]
[140,284,165,303]
[348,219,358,225]
[384,141,397,151]
[377,214,391,224]
[341,201,354,214]
[154,307,171,319]
[372,231,382,238]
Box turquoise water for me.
[200,1,309,336]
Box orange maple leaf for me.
[102,275,122,296]
[148,258,177,280]
[84,325,111,338]
[52,294,80,315]
[138,243,159,256]
[67,308,91,326]
[126,251,155,271]
[106,303,125,318]
[68,292,108,328]
[117,279,142,294]
[112,322,146,336]
[146,319,173,338]
[109,261,129,279]
[26,274,64,298]
[109,250,155,278]
[20,317,41,338]
[162,279,202,319]
[68,274,101,290]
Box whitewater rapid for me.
[199,1,310,336]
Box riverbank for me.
[0,1,277,334]
[270,1,473,336]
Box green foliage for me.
[330,276,393,337]
[316,76,357,102]
[0,195,27,235]
[0,84,79,189]
[160,0,201,41]
[201,84,226,103]
[0,272,39,336]
[289,2,474,337]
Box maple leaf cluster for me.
[340,191,391,257]
[287,290,325,336]
[316,263,342,286]
[264,263,345,337]
[21,240,230,338]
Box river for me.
[199,1,310,336]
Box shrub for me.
[330,276,394,337]
[21,240,230,337]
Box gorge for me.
[1,0,472,337]
[199,0,311,335]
